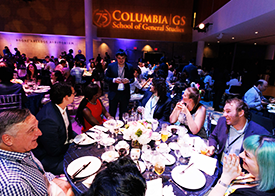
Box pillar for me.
[85,0,93,66]
[196,41,205,66]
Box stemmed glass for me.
[151,119,158,132]
[122,113,129,124]
[153,155,166,178]
[95,130,102,149]
[175,149,181,165]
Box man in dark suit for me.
[105,49,134,119]
[33,82,77,175]
[206,98,270,162]
[182,58,198,83]
[138,77,171,121]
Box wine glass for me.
[175,149,181,165]
[200,139,209,155]
[122,113,129,124]
[161,129,169,143]
[95,130,102,149]
[153,155,165,178]
[151,119,159,132]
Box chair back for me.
[229,85,242,94]
[250,112,274,134]
[0,93,22,112]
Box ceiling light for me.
[217,41,220,43]
[254,42,257,45]
[255,31,258,34]
[208,43,210,45]
[194,22,213,33]
[232,36,235,40]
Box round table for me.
[64,129,219,196]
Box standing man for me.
[105,49,134,119]
[182,58,198,83]
[0,109,73,195]
[33,82,77,175]
[244,79,268,114]
[206,98,269,162]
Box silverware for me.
[85,132,94,140]
[71,161,91,179]
[74,138,86,149]
[181,162,194,174]
[168,179,187,195]
[160,152,171,163]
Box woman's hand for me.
[220,154,242,185]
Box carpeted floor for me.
[68,94,223,135]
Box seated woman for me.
[25,63,41,85]
[83,156,146,196]
[209,135,275,196]
[170,87,207,138]
[137,77,171,121]
[76,84,111,132]
[51,70,64,85]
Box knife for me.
[85,132,95,140]
[71,161,91,179]
[181,163,194,174]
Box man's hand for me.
[52,178,72,195]
[114,78,122,83]
[122,78,129,84]
[206,146,215,156]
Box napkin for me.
[189,153,217,176]
[145,178,162,196]
[82,173,97,188]
[163,185,176,196]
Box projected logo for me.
[93,9,111,27]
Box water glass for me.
[152,119,159,131]
[122,113,129,124]
[175,149,181,165]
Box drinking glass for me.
[122,113,129,124]
[178,112,187,124]
[200,139,209,155]
[95,130,102,149]
[151,119,159,132]
[153,156,165,177]
[161,129,169,143]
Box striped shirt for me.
[0,149,55,196]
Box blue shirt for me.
[70,67,84,84]
[244,86,263,111]
[0,149,55,196]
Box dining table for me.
[64,122,219,196]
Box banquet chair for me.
[0,93,22,112]
[250,112,274,135]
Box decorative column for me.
[84,0,93,66]
[265,45,275,60]
[196,41,205,66]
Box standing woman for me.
[76,84,111,133]
[170,87,207,138]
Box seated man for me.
[244,79,268,114]
[83,157,146,196]
[206,98,270,162]
[137,77,171,121]
[33,82,77,175]
[0,109,73,195]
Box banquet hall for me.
[1,0,275,196]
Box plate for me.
[74,134,96,145]
[156,143,171,153]
[161,154,176,165]
[268,109,275,113]
[101,151,119,162]
[168,142,180,150]
[151,132,161,140]
[100,137,115,146]
[115,140,130,151]
[103,120,124,129]
[134,160,146,173]
[171,165,206,189]
[89,125,109,132]
[167,125,187,135]
[67,156,101,178]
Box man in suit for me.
[206,98,270,162]
[105,49,134,119]
[138,77,171,121]
[33,82,77,175]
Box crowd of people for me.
[0,46,275,196]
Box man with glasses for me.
[33,82,77,175]
[105,49,134,119]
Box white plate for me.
[67,156,101,178]
[156,145,171,154]
[134,160,146,173]
[101,151,119,162]
[161,154,176,165]
[151,132,161,140]
[74,134,96,145]
[167,125,187,135]
[103,120,124,129]
[171,165,206,190]
[115,141,130,151]
[168,142,180,150]
[100,137,115,146]
[89,125,109,132]
[268,109,275,113]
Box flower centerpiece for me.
[123,120,153,147]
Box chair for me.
[0,93,22,112]
[250,112,274,135]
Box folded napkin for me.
[145,178,162,196]
[163,185,176,196]
[189,153,217,176]
[90,125,108,132]
[82,174,97,188]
